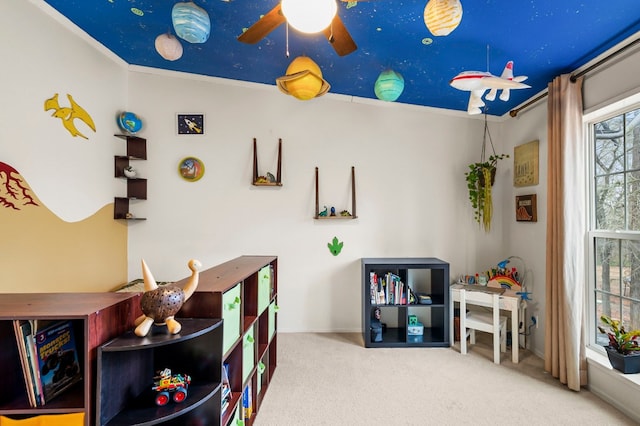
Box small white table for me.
[450,283,522,364]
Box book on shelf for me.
[221,362,231,414]
[242,382,253,420]
[13,320,61,407]
[13,320,37,407]
[33,320,82,404]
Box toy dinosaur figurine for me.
[134,259,201,337]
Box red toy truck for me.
[152,368,191,406]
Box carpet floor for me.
[254,333,635,426]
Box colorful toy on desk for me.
[488,275,522,291]
[516,291,532,301]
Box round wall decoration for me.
[178,157,205,181]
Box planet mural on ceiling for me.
[172,2,211,44]
[276,56,331,101]
[374,70,405,102]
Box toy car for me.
[152,368,191,406]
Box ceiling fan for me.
[237,0,359,57]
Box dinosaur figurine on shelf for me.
[134,259,201,337]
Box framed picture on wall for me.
[177,113,205,135]
[514,140,539,187]
[515,194,537,222]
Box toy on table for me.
[152,368,191,406]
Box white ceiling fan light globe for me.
[281,0,338,34]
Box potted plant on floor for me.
[465,115,508,232]
[598,314,640,374]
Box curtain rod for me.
[509,37,640,118]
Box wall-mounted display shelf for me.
[314,166,357,219]
[0,292,141,426]
[114,134,147,220]
[362,258,450,348]
[252,138,282,186]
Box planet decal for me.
[276,56,330,101]
[374,69,405,102]
[117,112,143,134]
[172,2,211,44]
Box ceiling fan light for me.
[281,0,338,34]
[155,33,183,61]
[424,0,463,36]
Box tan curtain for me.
[545,74,588,391]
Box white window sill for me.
[586,347,640,386]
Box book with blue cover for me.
[33,320,82,403]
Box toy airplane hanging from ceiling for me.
[450,61,530,115]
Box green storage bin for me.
[257,265,271,315]
[222,283,242,355]
[242,326,255,384]
[268,302,278,341]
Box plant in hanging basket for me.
[599,315,640,374]
[465,153,508,231]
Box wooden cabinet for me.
[362,258,449,348]
[0,293,140,425]
[178,255,278,426]
[114,134,147,220]
[96,318,223,425]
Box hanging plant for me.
[465,115,509,232]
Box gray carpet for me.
[254,333,634,425]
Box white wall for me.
[125,69,505,332]
[502,34,640,422]
[0,0,128,222]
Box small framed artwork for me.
[514,140,539,187]
[177,113,204,135]
[178,156,205,182]
[516,194,537,222]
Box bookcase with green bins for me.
[362,258,450,348]
[178,256,278,426]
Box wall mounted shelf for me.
[114,134,147,220]
[252,138,282,186]
[314,166,357,219]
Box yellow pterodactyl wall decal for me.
[44,93,96,139]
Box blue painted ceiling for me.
[43,0,640,116]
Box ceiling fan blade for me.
[322,15,357,56]
[238,4,286,44]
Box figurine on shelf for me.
[266,172,276,183]
[340,210,352,217]
[318,206,328,217]
[255,175,269,183]
[134,259,201,337]
[125,212,134,219]
[124,165,137,178]
[371,307,383,342]
[152,368,191,406]
[330,207,336,216]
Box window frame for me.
[586,92,640,354]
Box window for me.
[589,101,640,349]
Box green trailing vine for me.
[465,115,508,232]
